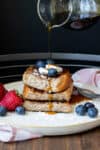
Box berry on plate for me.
[0,90,23,111]
[15,106,25,115]
[0,83,7,100]
[84,102,95,110]
[75,104,86,116]
[0,106,7,116]
[75,102,98,118]
[87,107,98,118]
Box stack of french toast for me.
[22,60,73,113]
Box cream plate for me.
[0,81,100,136]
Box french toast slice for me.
[23,84,73,101]
[23,66,72,93]
[23,100,72,113]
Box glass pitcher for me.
[37,0,100,30]
[37,0,73,29]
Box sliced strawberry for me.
[0,83,7,100]
[0,90,23,111]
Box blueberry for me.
[48,68,58,77]
[87,107,98,118]
[15,106,25,115]
[75,104,86,116]
[46,59,55,65]
[84,102,95,111]
[35,60,46,68]
[0,106,7,116]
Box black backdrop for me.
[0,0,100,83]
[0,0,100,55]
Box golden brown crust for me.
[23,66,73,93]
[54,70,72,92]
[23,100,72,113]
[23,83,73,101]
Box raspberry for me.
[0,90,23,111]
[0,83,7,100]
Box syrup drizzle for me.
[47,102,56,115]
[47,23,52,59]
[69,94,90,104]
[46,93,90,115]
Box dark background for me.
[0,0,100,55]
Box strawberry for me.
[0,90,23,111]
[0,83,7,100]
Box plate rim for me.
[3,81,100,129]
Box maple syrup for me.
[69,94,90,104]
[45,78,52,93]
[48,102,53,111]
[49,12,70,27]
[47,111,56,115]
[48,94,53,100]
[47,102,56,114]
[47,11,69,59]
[47,23,52,59]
